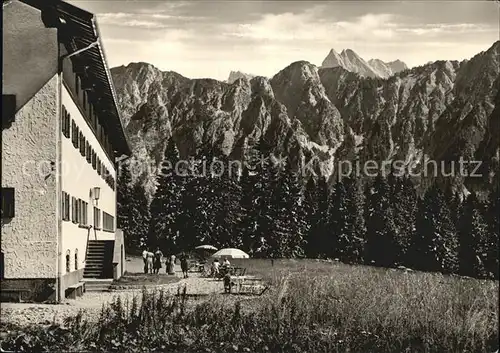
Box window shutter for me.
[61,105,66,134]
[71,120,76,145]
[66,112,71,138]
[83,202,87,225]
[1,188,15,218]
[61,192,65,220]
[65,193,70,220]
[71,196,76,223]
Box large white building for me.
[2,0,131,302]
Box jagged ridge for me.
[111,41,500,198]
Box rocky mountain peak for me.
[321,49,345,68]
[386,59,408,73]
[227,70,256,84]
[322,48,407,79]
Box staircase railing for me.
[85,225,97,261]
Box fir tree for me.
[485,188,499,279]
[239,165,258,254]
[389,175,417,265]
[445,185,462,230]
[364,175,399,268]
[343,177,365,264]
[314,177,330,258]
[180,147,216,249]
[459,193,489,278]
[116,161,135,252]
[267,158,306,258]
[211,153,242,248]
[328,178,348,260]
[129,182,151,251]
[303,177,319,257]
[411,184,459,274]
[149,140,185,254]
[251,139,276,257]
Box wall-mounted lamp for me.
[92,187,101,206]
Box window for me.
[86,141,91,162]
[74,126,80,149]
[76,199,81,224]
[1,187,15,218]
[92,150,97,169]
[61,192,70,221]
[103,212,114,232]
[105,174,115,190]
[61,105,66,136]
[97,157,101,175]
[94,207,101,229]
[71,120,77,145]
[66,250,71,273]
[80,134,86,156]
[78,200,88,226]
[61,192,66,221]
[64,109,71,138]
[61,105,71,138]
[75,249,78,270]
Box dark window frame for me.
[66,250,71,273]
[102,211,115,232]
[1,187,15,218]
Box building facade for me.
[1,0,131,302]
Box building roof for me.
[22,0,132,156]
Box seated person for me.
[222,258,230,268]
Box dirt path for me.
[0,272,224,328]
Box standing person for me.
[146,250,154,274]
[165,256,171,274]
[212,258,220,278]
[180,253,189,278]
[142,248,148,274]
[153,247,163,274]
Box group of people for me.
[142,247,190,278]
[210,257,231,277]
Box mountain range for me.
[321,48,408,78]
[110,42,499,198]
[227,48,407,83]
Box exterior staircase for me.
[83,240,114,279]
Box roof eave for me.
[90,16,132,156]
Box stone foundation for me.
[1,278,57,302]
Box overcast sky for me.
[69,0,499,81]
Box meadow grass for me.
[1,259,498,352]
